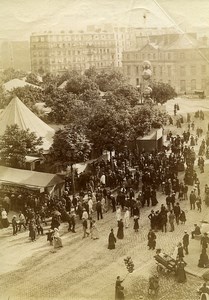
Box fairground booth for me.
[0,166,65,210]
[136,128,163,152]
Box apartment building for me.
[122,34,209,94]
[30,31,116,74]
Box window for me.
[136,78,139,85]
[191,66,196,75]
[191,79,196,90]
[202,65,206,74]
[180,80,186,92]
[159,66,163,76]
[136,66,139,76]
[180,66,186,76]
[167,66,171,76]
[168,53,171,59]
[202,79,206,89]
[180,52,185,59]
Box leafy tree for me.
[150,81,177,104]
[57,70,79,87]
[44,88,78,124]
[49,125,92,168]
[42,73,58,88]
[88,106,130,152]
[84,66,97,80]
[0,124,43,168]
[65,75,99,95]
[79,88,101,103]
[95,69,126,92]
[67,99,92,127]
[25,73,40,86]
[0,68,26,83]
[128,105,168,140]
[0,84,11,108]
[113,84,140,107]
[10,86,46,111]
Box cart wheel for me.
[157,265,162,273]
[165,269,170,276]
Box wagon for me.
[154,253,177,275]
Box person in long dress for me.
[91,220,99,240]
[124,208,130,228]
[1,208,9,228]
[133,216,139,232]
[115,276,125,300]
[29,218,36,242]
[53,228,63,249]
[176,257,187,283]
[117,219,124,239]
[116,206,122,225]
[108,229,116,249]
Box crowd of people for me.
[1,104,209,299]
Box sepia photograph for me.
[1,0,209,299]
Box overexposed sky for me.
[0,0,209,40]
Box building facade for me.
[30,31,117,74]
[30,24,136,74]
[122,34,209,94]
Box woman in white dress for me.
[91,220,99,240]
[124,207,130,228]
[53,228,63,249]
[116,206,122,225]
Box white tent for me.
[0,96,55,150]
[3,78,42,92]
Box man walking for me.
[173,202,181,225]
[183,231,189,255]
[96,200,103,220]
[189,190,196,210]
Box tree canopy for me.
[0,124,43,168]
[151,81,177,104]
[50,125,92,168]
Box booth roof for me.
[0,166,64,188]
[137,128,163,141]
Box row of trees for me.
[0,67,175,169]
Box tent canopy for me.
[3,78,42,92]
[137,128,163,141]
[0,166,64,189]
[0,96,55,150]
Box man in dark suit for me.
[183,231,189,254]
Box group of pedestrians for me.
[1,103,209,299]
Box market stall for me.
[0,166,65,209]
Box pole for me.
[71,163,75,196]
